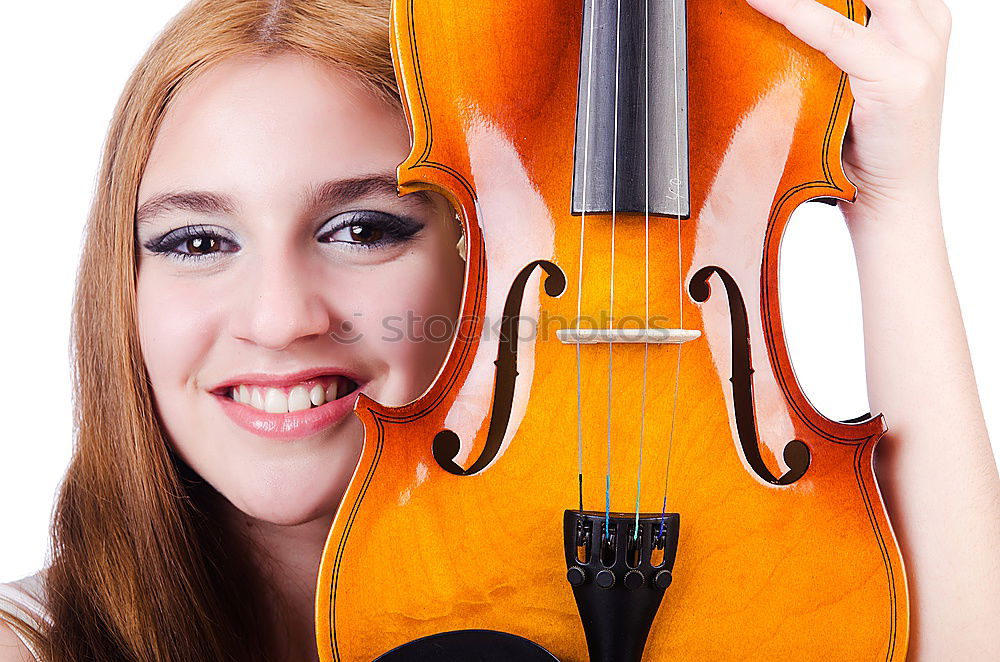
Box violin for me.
[317,0,908,659]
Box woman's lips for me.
[214,387,361,440]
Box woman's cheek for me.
[351,250,463,406]
[137,267,226,405]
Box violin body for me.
[317,1,908,659]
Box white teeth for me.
[287,386,312,412]
[264,388,288,414]
[310,384,326,406]
[231,379,353,412]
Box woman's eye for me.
[345,223,384,244]
[184,236,222,254]
[317,211,423,249]
[143,225,237,261]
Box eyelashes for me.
[142,224,237,262]
[316,211,424,248]
[142,211,425,262]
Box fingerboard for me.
[572,0,690,218]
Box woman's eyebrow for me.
[136,190,236,225]
[310,174,395,206]
[304,173,434,211]
[136,174,433,226]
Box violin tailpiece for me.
[564,510,681,662]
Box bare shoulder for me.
[0,620,35,662]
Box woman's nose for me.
[228,253,338,351]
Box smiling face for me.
[135,53,464,525]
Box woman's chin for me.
[228,484,347,527]
[213,460,356,527]
[183,414,364,527]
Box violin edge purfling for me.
[317,1,908,660]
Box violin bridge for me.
[556,328,701,344]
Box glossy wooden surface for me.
[317,1,908,659]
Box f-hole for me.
[432,260,567,476]
[689,265,810,485]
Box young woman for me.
[0,2,462,660]
[1,0,996,661]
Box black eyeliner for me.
[143,224,237,258]
[317,210,425,248]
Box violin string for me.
[633,0,651,542]
[605,0,623,539]
[660,0,684,536]
[576,0,598,515]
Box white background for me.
[1,2,997,581]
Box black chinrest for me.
[373,629,560,661]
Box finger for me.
[745,0,893,81]
[913,0,952,42]
[863,0,942,50]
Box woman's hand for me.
[745,0,952,216]
[746,3,1000,661]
